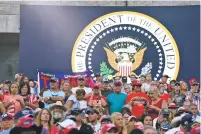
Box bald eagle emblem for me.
[104,37,148,77]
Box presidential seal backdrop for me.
[72,11,180,81]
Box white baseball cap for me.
[57,119,76,128]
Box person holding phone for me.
[19,82,39,110]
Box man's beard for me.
[53,112,63,120]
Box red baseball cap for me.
[168,103,179,109]
[190,125,200,134]
[114,81,122,86]
[93,83,100,89]
[189,78,197,86]
[101,124,118,134]
[17,117,35,128]
[132,80,142,86]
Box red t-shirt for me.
[51,125,59,134]
[0,92,9,101]
[87,95,106,108]
[148,99,163,119]
[160,94,171,103]
[126,92,151,118]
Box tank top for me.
[148,99,163,119]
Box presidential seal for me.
[72,11,180,81]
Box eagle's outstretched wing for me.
[103,47,118,71]
[132,47,147,71]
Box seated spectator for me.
[124,84,132,95]
[29,79,38,95]
[180,81,188,96]
[100,115,112,127]
[66,89,86,110]
[10,116,48,134]
[126,81,150,118]
[36,108,53,133]
[168,103,178,117]
[165,114,194,134]
[147,86,167,119]
[49,101,66,124]
[19,76,29,86]
[186,81,200,111]
[141,114,153,126]
[101,124,118,134]
[190,103,200,123]
[71,76,92,95]
[107,81,127,114]
[170,82,186,107]
[159,83,171,104]
[3,83,25,115]
[19,82,39,110]
[60,80,72,103]
[86,107,101,133]
[101,77,114,97]
[159,121,171,134]
[43,77,65,108]
[87,83,107,109]
[141,73,152,93]
[139,75,146,84]
[122,111,130,126]
[129,74,137,83]
[0,82,10,102]
[1,113,14,132]
[153,108,170,130]
[69,108,94,133]
[56,119,77,134]
[144,126,157,134]
[111,112,127,134]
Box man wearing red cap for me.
[126,80,150,118]
[87,83,107,108]
[101,124,118,134]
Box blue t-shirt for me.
[107,92,127,114]
[43,89,65,108]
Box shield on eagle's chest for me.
[118,62,132,77]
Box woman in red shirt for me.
[147,86,167,119]
[3,83,25,115]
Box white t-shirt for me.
[79,100,87,109]
[142,82,151,92]
[165,127,181,134]
[71,86,92,95]
[67,95,80,109]
[89,122,101,134]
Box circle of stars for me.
[87,25,163,80]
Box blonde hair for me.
[60,80,71,91]
[111,112,122,122]
[36,108,53,129]
[149,86,160,97]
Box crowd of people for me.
[0,72,200,134]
